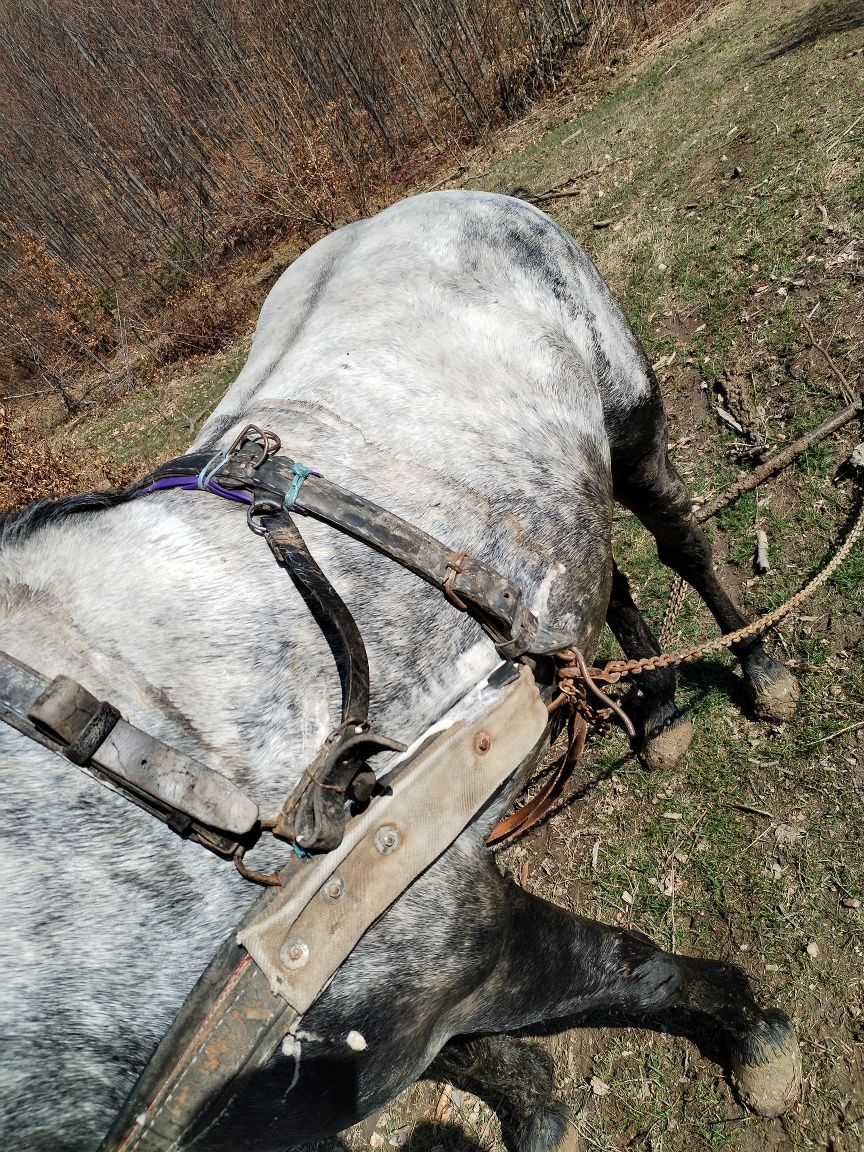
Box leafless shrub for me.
[0,0,691,402]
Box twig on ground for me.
[695,397,863,522]
[803,319,855,403]
[1,389,51,402]
[755,529,770,573]
[827,108,864,154]
[528,155,635,204]
[728,801,774,819]
[426,164,469,192]
[669,855,676,954]
[807,719,864,747]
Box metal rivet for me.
[280,937,309,969]
[322,875,345,902]
[473,731,492,755]
[375,825,400,854]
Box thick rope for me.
[658,574,687,648]
[598,498,864,683]
[656,398,862,648]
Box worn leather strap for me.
[0,653,259,853]
[100,665,549,1152]
[262,511,406,851]
[134,449,582,657]
[485,710,587,846]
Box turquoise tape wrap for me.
[284,463,312,509]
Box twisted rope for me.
[598,497,864,683]
[658,574,687,648]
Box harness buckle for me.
[226,424,282,465]
[273,723,407,852]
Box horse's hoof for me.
[730,1011,802,1118]
[747,665,800,723]
[638,712,694,772]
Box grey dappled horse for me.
[0,192,801,1152]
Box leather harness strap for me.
[0,654,259,858]
[1,426,621,1151]
[99,665,549,1152]
[485,710,587,847]
[135,443,577,658]
[262,511,406,854]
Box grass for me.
[55,342,250,476]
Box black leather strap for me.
[133,449,547,657]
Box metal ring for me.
[246,498,282,536]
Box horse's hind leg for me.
[463,880,801,1124]
[612,429,799,721]
[428,1036,572,1152]
[606,561,695,769]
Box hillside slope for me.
[339,2,864,1150]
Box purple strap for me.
[133,476,253,505]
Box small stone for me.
[806,941,820,958]
[622,891,633,905]
[662,811,682,820]
[370,1135,385,1149]
[590,1076,611,1096]
[842,897,861,909]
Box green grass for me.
[60,343,249,472]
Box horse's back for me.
[204,191,655,464]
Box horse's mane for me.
[0,490,127,548]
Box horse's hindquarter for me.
[202,191,654,649]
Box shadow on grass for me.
[762,0,864,61]
[522,1005,747,1104]
[677,654,752,716]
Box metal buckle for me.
[226,424,282,467]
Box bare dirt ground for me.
[3,0,863,1148]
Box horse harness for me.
[0,425,621,1151]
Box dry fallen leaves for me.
[0,409,127,513]
[774,823,803,848]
